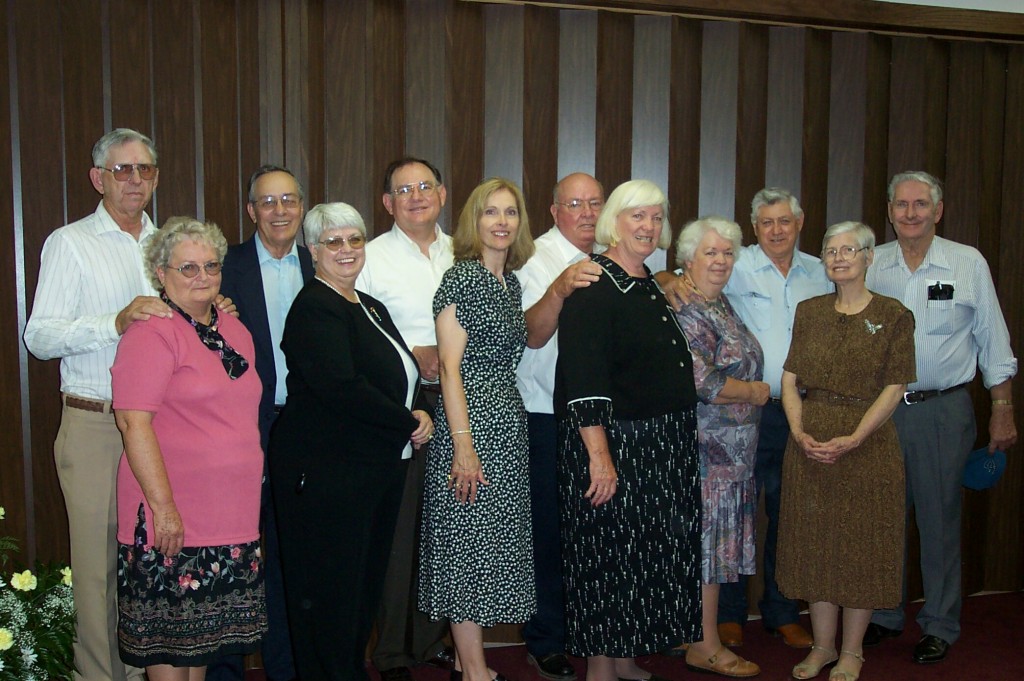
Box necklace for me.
[315,275,358,303]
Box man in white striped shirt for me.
[24,128,170,681]
[862,171,1017,665]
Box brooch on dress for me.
[864,319,883,335]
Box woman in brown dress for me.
[776,222,916,681]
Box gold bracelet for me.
[992,399,1013,406]
[452,429,472,435]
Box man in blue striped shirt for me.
[863,171,1017,665]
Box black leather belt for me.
[420,383,442,395]
[903,383,968,405]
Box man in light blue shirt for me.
[716,189,831,649]
[863,171,1017,664]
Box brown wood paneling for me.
[446,0,484,217]
[595,10,634,193]
[304,0,325,214]
[109,0,153,133]
[826,31,867,227]
[861,33,891,242]
[523,5,559,236]
[667,16,702,262]
[734,22,768,240]
[152,1,198,221]
[799,28,829,252]
[236,0,262,242]
[61,0,106,222]
[371,0,406,234]
[698,21,737,218]
[199,0,241,230]
[17,0,70,564]
[483,4,524,184]
[764,26,804,201]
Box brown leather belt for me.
[64,395,112,413]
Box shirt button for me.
[661,315,667,322]
[651,294,657,300]
[679,361,686,367]
[672,339,677,345]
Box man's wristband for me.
[992,399,1013,407]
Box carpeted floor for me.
[246,591,1022,681]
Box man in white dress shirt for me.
[863,171,1017,664]
[24,128,168,681]
[357,157,454,681]
[516,173,605,681]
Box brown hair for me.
[452,177,535,273]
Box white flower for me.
[10,570,37,591]
[60,566,72,586]
[21,645,38,668]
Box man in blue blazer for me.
[209,165,314,681]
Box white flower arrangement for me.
[0,506,77,681]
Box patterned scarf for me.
[161,291,249,379]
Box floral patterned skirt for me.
[116,504,267,667]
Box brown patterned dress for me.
[776,294,916,609]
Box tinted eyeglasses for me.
[169,261,223,278]
[318,234,366,250]
[96,163,158,181]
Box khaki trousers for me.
[54,397,144,681]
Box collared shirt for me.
[356,223,453,350]
[724,245,832,397]
[24,201,158,400]
[866,235,1017,391]
[516,227,590,414]
[254,235,304,405]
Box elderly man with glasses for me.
[25,128,169,681]
[357,157,456,681]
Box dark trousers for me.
[718,401,800,628]
[521,412,567,657]
[372,392,448,671]
[276,457,409,681]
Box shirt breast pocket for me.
[925,298,955,336]
[744,293,772,331]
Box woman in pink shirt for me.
[111,217,266,681]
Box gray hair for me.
[888,171,943,205]
[552,173,606,203]
[822,221,876,254]
[675,216,744,267]
[595,179,672,249]
[750,187,802,225]
[246,165,305,203]
[145,217,228,290]
[303,202,366,245]
[92,128,158,168]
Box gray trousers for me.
[871,389,975,644]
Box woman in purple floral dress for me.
[674,217,767,678]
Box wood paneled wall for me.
[3,0,1023,604]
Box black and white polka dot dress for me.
[418,259,536,626]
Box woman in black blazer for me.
[269,202,434,681]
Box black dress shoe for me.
[528,653,577,681]
[425,646,456,669]
[862,622,902,647]
[379,667,413,681]
[913,635,950,664]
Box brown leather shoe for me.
[766,623,813,649]
[718,622,743,648]
[685,646,760,678]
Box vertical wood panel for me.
[109,0,153,134]
[304,0,325,216]
[698,21,737,218]
[371,0,406,234]
[17,0,69,564]
[667,16,702,253]
[236,0,262,242]
[826,32,867,227]
[483,4,524,185]
[522,5,559,236]
[735,22,768,237]
[764,26,804,200]
[200,0,241,229]
[595,11,634,192]
[631,15,671,194]
[887,38,949,189]
[557,10,597,179]
[799,28,830,252]
[862,34,891,241]
[258,0,284,164]
[446,0,484,216]
[405,0,451,229]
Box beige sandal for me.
[792,645,838,679]
[828,650,865,681]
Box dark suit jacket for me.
[220,236,315,451]
[268,281,422,491]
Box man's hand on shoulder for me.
[655,270,698,311]
[552,258,601,299]
[215,294,238,318]
[115,296,173,335]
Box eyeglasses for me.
[318,234,366,251]
[168,261,223,278]
[823,246,869,260]
[557,199,604,213]
[253,194,302,211]
[95,163,158,181]
[390,181,441,199]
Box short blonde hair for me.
[145,216,227,290]
[453,178,535,273]
[595,179,672,249]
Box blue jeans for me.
[718,402,800,628]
